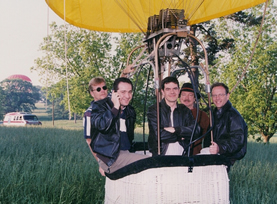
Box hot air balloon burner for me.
[144,9,188,57]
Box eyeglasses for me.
[211,93,226,98]
[92,86,107,92]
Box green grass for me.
[0,103,275,203]
[0,125,276,203]
[0,126,105,203]
[33,102,84,130]
[41,120,84,130]
[32,102,51,121]
[229,142,277,204]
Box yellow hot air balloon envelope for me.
[46,0,266,33]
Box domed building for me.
[7,74,32,83]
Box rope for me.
[64,0,71,119]
[46,1,52,125]
[230,0,268,94]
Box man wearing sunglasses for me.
[88,77,148,175]
[83,76,109,176]
[203,82,248,168]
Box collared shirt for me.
[165,107,184,155]
[119,108,131,150]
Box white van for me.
[3,112,42,126]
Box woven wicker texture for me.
[105,165,229,204]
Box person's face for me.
[211,86,230,109]
[117,82,133,107]
[162,82,179,104]
[90,82,108,101]
[180,91,195,110]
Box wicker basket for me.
[105,165,229,204]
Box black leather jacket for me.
[204,100,247,164]
[147,99,201,156]
[89,97,136,167]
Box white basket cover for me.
[105,165,229,204]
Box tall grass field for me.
[0,125,276,203]
[0,126,105,203]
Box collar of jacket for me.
[95,97,113,108]
[214,100,232,119]
[89,100,94,106]
[160,98,180,111]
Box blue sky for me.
[0,1,63,86]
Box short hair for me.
[211,82,229,94]
[161,76,179,90]
[88,77,106,91]
[113,77,133,92]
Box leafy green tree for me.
[210,2,277,143]
[46,94,69,120]
[31,22,114,117]
[0,79,40,113]
[33,28,156,125]
[112,33,156,124]
[183,8,264,76]
[176,9,264,109]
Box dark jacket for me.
[147,99,201,156]
[204,100,247,164]
[89,97,136,167]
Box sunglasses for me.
[92,86,107,92]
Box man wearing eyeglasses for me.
[204,82,247,167]
[88,77,148,175]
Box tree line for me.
[1,1,276,143]
[0,79,40,119]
